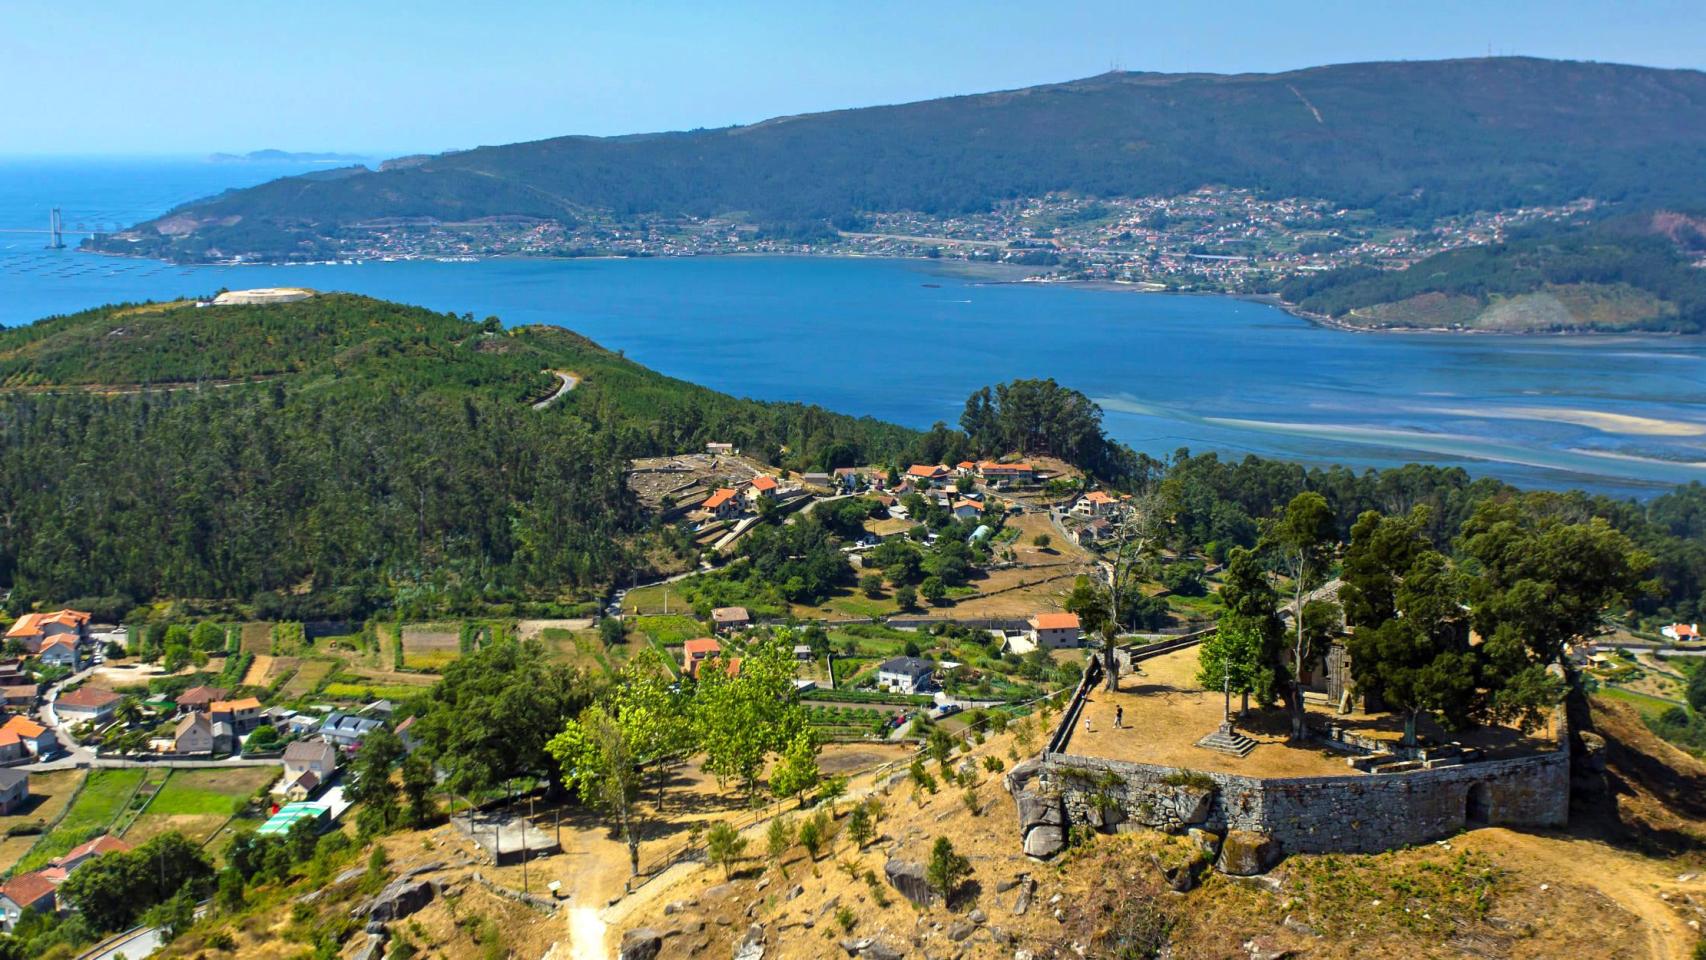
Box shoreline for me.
[73,244,1702,340]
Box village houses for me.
[3,609,90,655]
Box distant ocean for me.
[2,156,1703,497]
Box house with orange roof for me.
[950,499,983,521]
[0,715,56,761]
[1072,490,1119,518]
[55,685,119,724]
[905,464,952,487]
[0,870,57,929]
[977,461,1036,484]
[4,609,90,655]
[746,474,781,503]
[1662,623,1700,643]
[1029,612,1083,649]
[210,696,263,733]
[682,637,722,677]
[702,487,743,520]
[35,636,80,669]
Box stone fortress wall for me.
[1009,642,1570,866]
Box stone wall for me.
[1030,741,1568,856]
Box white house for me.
[172,712,214,755]
[1662,623,1700,643]
[1028,612,1083,649]
[876,656,935,695]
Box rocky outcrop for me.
[366,878,436,922]
[1013,787,1067,859]
[1216,829,1281,876]
[733,922,765,960]
[619,928,665,960]
[884,857,935,906]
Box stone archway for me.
[1465,782,1493,827]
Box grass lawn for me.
[15,768,146,872]
[123,766,279,847]
[146,767,278,816]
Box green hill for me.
[1278,214,1706,333]
[0,294,917,616]
[92,58,1706,262]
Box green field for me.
[14,768,146,872]
[146,767,277,816]
[321,681,428,701]
[1596,685,1684,720]
[630,615,704,646]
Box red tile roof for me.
[750,475,779,491]
[4,610,90,639]
[683,638,722,657]
[53,834,130,866]
[703,488,739,509]
[906,464,949,478]
[56,686,119,710]
[0,870,56,909]
[1030,613,1081,631]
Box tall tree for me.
[413,637,597,798]
[1267,492,1340,738]
[1346,548,1479,745]
[548,703,644,876]
[1457,494,1654,730]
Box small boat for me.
[921,283,940,288]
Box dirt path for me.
[1466,828,1701,960]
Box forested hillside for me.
[1278,214,1706,332]
[94,58,1706,262]
[0,295,918,616]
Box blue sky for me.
[3,0,1702,156]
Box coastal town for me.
[174,188,1598,294]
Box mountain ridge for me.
[91,57,1706,263]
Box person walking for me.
[1114,704,1124,729]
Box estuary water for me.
[2,157,1702,497]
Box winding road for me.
[532,371,581,410]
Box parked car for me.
[930,703,962,720]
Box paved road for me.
[531,370,580,410]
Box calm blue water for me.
[2,157,1703,498]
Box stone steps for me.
[1195,726,1258,757]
